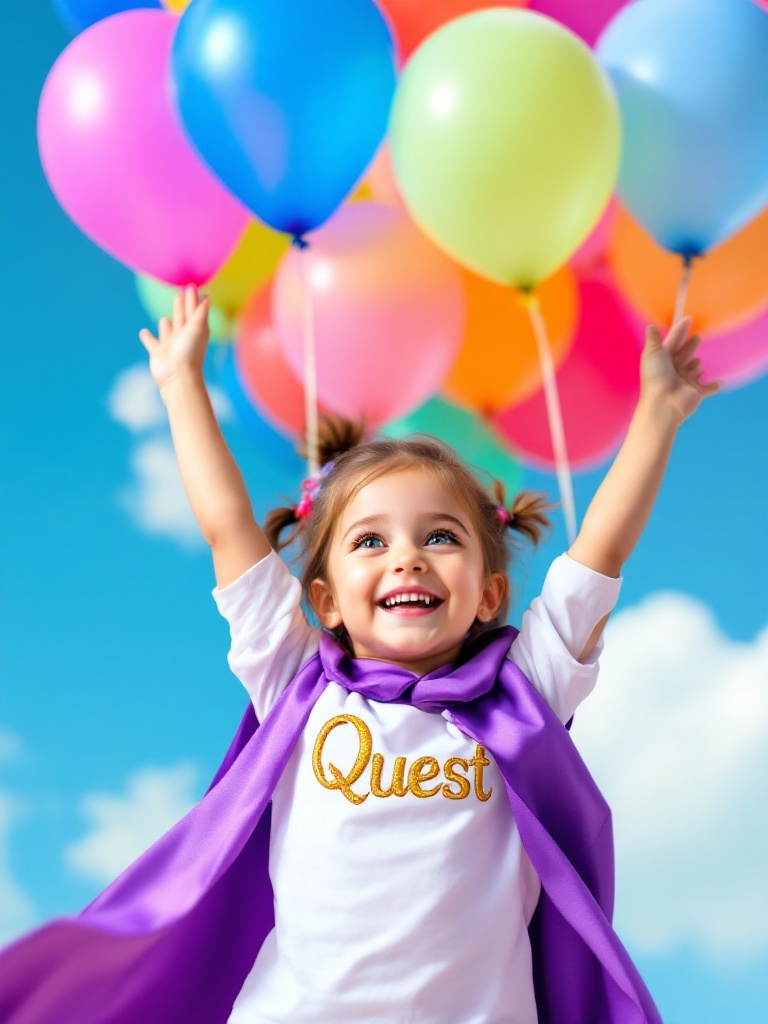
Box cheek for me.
[336,560,377,600]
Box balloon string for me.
[519,290,577,545]
[673,253,694,325]
[294,235,320,476]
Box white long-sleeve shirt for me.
[212,551,621,1024]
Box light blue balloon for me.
[172,0,396,237]
[597,0,768,256]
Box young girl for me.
[0,286,717,1024]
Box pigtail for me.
[492,480,554,548]
[263,415,369,552]
[263,505,301,553]
[299,414,368,466]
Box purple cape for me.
[0,626,662,1024]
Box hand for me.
[640,316,720,424]
[138,285,211,391]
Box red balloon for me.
[377,1,528,62]
[235,283,331,438]
[494,279,642,472]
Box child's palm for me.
[139,286,211,390]
[641,317,720,422]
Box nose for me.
[393,546,426,574]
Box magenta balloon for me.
[494,278,641,472]
[530,0,632,47]
[272,203,466,424]
[37,10,248,285]
[698,306,768,392]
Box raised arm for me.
[568,316,719,661]
[139,285,271,588]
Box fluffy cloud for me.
[108,365,234,547]
[106,365,233,434]
[572,592,768,960]
[64,764,199,885]
[116,436,205,548]
[106,365,167,433]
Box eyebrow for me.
[341,512,471,543]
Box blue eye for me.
[353,532,385,549]
[426,528,459,546]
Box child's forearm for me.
[160,367,256,545]
[569,395,680,578]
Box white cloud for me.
[106,365,167,433]
[572,593,768,960]
[116,436,205,548]
[64,764,199,885]
[108,365,234,548]
[0,788,38,945]
[106,364,233,434]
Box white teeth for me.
[382,593,437,608]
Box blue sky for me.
[2,3,767,1022]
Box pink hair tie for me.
[496,505,512,526]
[295,460,335,520]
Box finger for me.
[645,324,663,351]
[138,328,158,351]
[683,357,702,377]
[697,379,721,398]
[191,295,210,321]
[159,316,172,342]
[172,291,185,333]
[675,335,701,365]
[184,283,197,321]
[664,316,693,353]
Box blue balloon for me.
[172,0,397,237]
[213,344,305,477]
[597,0,768,256]
[50,0,161,35]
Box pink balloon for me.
[272,203,466,424]
[698,306,768,392]
[37,10,248,285]
[236,284,332,438]
[494,279,642,472]
[530,0,632,47]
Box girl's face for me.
[310,468,505,676]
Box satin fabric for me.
[0,627,661,1024]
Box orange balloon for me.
[609,204,768,334]
[378,0,528,62]
[443,265,578,413]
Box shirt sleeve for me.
[507,552,622,725]
[211,550,321,722]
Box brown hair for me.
[264,415,553,640]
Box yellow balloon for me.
[163,0,191,13]
[390,9,621,288]
[205,220,289,317]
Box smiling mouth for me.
[377,594,444,615]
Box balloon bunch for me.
[40,0,768,528]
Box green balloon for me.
[389,9,620,288]
[384,396,523,495]
[135,275,233,344]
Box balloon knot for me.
[291,234,309,250]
